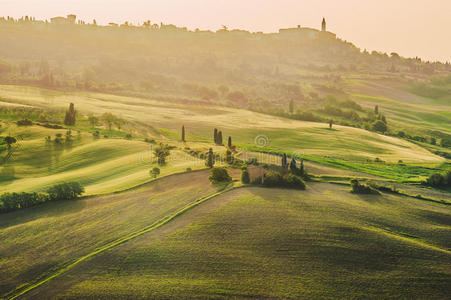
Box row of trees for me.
[0,182,84,214]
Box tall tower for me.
[322,17,326,32]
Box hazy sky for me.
[2,0,451,62]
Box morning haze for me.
[2,0,451,62]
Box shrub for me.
[241,168,250,184]
[47,182,84,201]
[17,119,33,126]
[372,120,387,132]
[441,138,451,148]
[150,167,160,178]
[186,167,192,172]
[125,133,132,139]
[144,138,156,144]
[0,192,50,213]
[350,179,379,194]
[425,171,451,188]
[282,173,306,190]
[262,171,306,190]
[209,167,231,183]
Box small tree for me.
[151,167,160,178]
[329,120,333,129]
[226,150,233,164]
[217,131,223,145]
[205,148,215,168]
[430,137,436,145]
[214,128,218,144]
[372,120,387,133]
[181,125,186,142]
[290,158,297,174]
[4,136,17,150]
[64,103,76,126]
[113,117,126,131]
[228,136,232,148]
[88,114,98,128]
[102,112,116,131]
[281,153,288,168]
[241,167,250,184]
[154,144,170,165]
[209,167,231,183]
[374,105,379,115]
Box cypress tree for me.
[181,125,186,142]
[228,136,232,148]
[241,168,250,184]
[218,131,223,145]
[205,148,215,168]
[214,128,218,144]
[226,150,232,163]
[300,159,304,175]
[290,158,297,174]
[375,105,379,114]
[64,103,76,126]
[282,153,288,168]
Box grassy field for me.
[14,181,450,299]
[0,86,445,176]
[0,170,225,298]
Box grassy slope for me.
[19,182,451,299]
[0,122,210,194]
[0,85,445,165]
[0,170,218,296]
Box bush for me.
[425,171,451,188]
[17,119,33,126]
[282,173,306,190]
[47,182,84,201]
[241,168,250,184]
[262,171,306,190]
[441,138,451,148]
[372,120,387,132]
[350,179,379,194]
[150,167,160,178]
[0,192,50,213]
[209,167,231,183]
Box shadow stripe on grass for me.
[5,184,242,300]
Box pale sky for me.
[2,0,451,62]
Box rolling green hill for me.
[2,171,449,299]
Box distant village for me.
[0,14,336,39]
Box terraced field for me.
[5,178,449,299]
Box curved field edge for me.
[2,183,241,300]
[18,184,451,299]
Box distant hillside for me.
[0,17,450,108]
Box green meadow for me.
[12,180,450,299]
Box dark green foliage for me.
[262,171,305,190]
[398,131,405,138]
[205,148,215,168]
[374,105,379,114]
[425,171,451,188]
[290,158,297,174]
[226,150,233,164]
[372,120,387,132]
[217,131,223,145]
[329,120,333,129]
[17,119,33,126]
[0,192,50,213]
[144,138,156,144]
[0,182,85,213]
[430,137,436,145]
[441,138,451,148]
[181,125,185,142]
[154,144,171,165]
[209,167,231,183]
[64,103,76,126]
[281,153,288,168]
[228,136,232,148]
[241,168,250,184]
[151,167,160,178]
[125,133,132,139]
[350,179,379,194]
[4,136,17,149]
[214,128,218,144]
[47,182,85,201]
